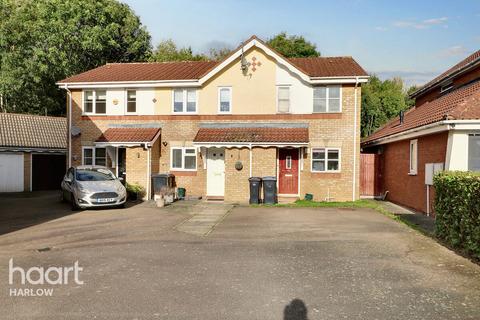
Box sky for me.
[122,0,480,87]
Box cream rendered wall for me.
[445,131,469,170]
[153,47,278,115]
[136,88,155,115]
[106,89,125,115]
[275,64,313,114]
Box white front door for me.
[207,148,225,197]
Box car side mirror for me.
[64,177,72,183]
[118,177,124,182]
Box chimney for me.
[399,110,405,124]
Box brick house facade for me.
[59,36,368,203]
[362,49,480,215]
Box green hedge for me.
[434,171,480,259]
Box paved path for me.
[175,202,233,236]
[379,201,435,234]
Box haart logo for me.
[8,258,84,297]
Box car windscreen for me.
[76,169,115,181]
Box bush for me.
[126,183,146,200]
[434,171,480,259]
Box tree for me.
[150,39,207,62]
[0,0,152,116]
[267,32,320,58]
[361,75,413,137]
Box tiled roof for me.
[194,127,309,143]
[362,80,480,145]
[58,35,367,84]
[412,49,480,97]
[289,57,367,77]
[96,128,161,143]
[0,113,66,149]
[58,61,218,83]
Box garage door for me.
[0,153,24,192]
[32,154,66,191]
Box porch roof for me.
[193,127,309,147]
[95,127,161,146]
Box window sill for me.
[312,111,342,114]
[408,172,417,176]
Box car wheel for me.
[118,203,126,209]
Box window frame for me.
[409,139,418,175]
[82,90,107,115]
[171,89,198,114]
[310,147,341,173]
[82,147,107,166]
[276,85,291,113]
[217,86,232,114]
[468,134,480,171]
[170,147,197,171]
[313,85,342,113]
[126,89,137,114]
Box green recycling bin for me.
[177,187,186,200]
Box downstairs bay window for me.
[171,147,197,171]
[311,148,340,172]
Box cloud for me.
[373,70,440,87]
[393,17,448,29]
[375,26,387,31]
[439,45,468,57]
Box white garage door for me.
[0,153,24,192]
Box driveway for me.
[0,194,479,319]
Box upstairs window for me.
[218,87,232,113]
[127,90,136,113]
[313,86,341,113]
[171,147,197,171]
[409,139,418,175]
[173,89,197,113]
[277,86,290,113]
[311,148,340,172]
[83,90,106,114]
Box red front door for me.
[278,148,299,194]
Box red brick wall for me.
[381,132,448,214]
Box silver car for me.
[61,166,127,210]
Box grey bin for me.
[262,176,278,204]
[151,173,175,198]
[248,177,262,204]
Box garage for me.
[0,112,67,193]
[32,154,66,191]
[0,153,24,192]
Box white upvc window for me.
[170,147,197,171]
[468,134,480,171]
[311,148,341,172]
[126,90,136,113]
[218,87,232,113]
[173,89,197,113]
[409,139,418,175]
[82,147,107,166]
[277,86,290,113]
[313,85,342,113]
[83,90,106,114]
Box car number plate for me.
[97,198,115,203]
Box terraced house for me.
[57,36,368,202]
